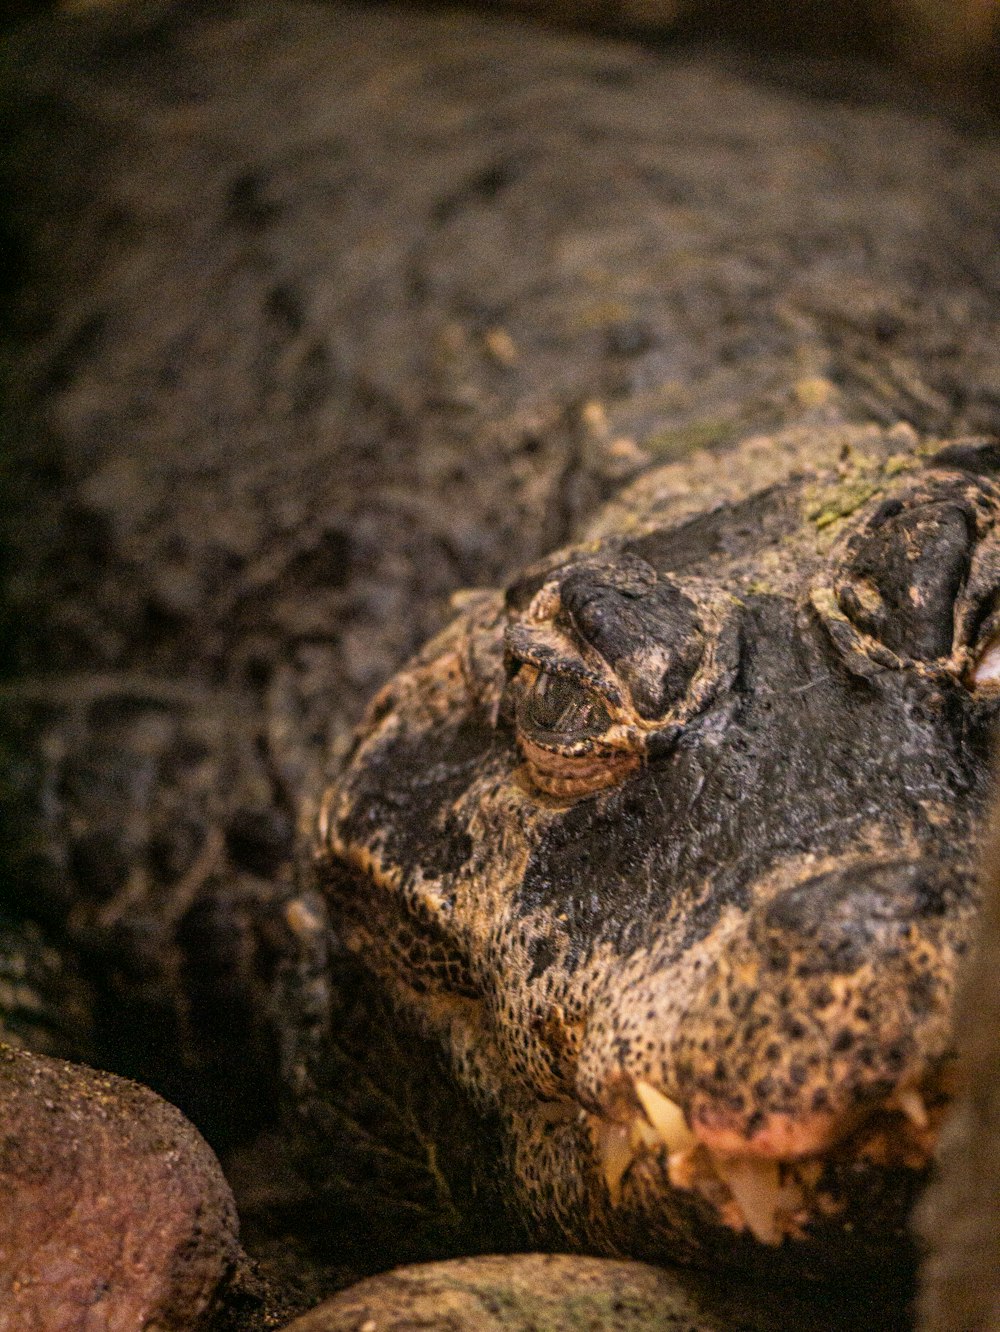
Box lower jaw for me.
[592,1155,931,1282]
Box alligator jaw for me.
[587,1079,699,1208]
[587,1077,947,1246]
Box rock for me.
[277,1252,904,1332]
[278,1256,725,1332]
[0,1043,241,1331]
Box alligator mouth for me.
[586,1073,952,1246]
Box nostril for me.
[759,861,958,975]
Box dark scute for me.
[526,934,558,981]
[927,440,1000,477]
[266,284,303,336]
[559,558,702,719]
[41,312,108,395]
[869,497,904,526]
[70,828,130,902]
[432,155,525,224]
[605,319,655,357]
[288,526,352,589]
[626,485,798,577]
[226,171,283,232]
[838,500,973,661]
[340,713,493,881]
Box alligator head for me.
[313,425,1000,1273]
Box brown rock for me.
[278,1252,898,1332]
[0,1044,241,1331]
[277,1255,722,1332]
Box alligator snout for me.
[579,857,970,1245]
[669,857,969,1159]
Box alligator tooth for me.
[667,1145,700,1191]
[710,1156,802,1246]
[634,1080,697,1153]
[894,1088,929,1130]
[590,1117,634,1205]
[629,1117,662,1153]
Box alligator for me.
[299,423,1000,1277]
[2,1,1000,1327]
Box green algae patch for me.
[885,452,916,476]
[805,476,881,529]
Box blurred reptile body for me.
[3,1,1000,1325]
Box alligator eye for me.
[512,667,640,798]
[519,670,612,742]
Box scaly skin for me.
[312,424,1000,1278]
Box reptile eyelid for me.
[504,623,629,712]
